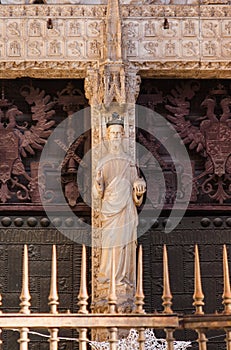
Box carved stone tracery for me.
[84,0,143,318]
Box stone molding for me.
[0,5,231,77]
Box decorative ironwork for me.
[0,242,231,349]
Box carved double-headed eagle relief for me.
[0,85,55,203]
[166,81,231,204]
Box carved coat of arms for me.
[166,82,231,204]
[0,86,55,203]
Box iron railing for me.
[0,244,231,350]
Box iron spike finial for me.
[20,245,31,314]
[108,247,117,314]
[222,245,231,314]
[78,245,89,314]
[135,245,145,314]
[193,245,204,315]
[162,245,173,314]
[48,245,59,314]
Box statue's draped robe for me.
[94,152,138,286]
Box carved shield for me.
[205,122,231,177]
[0,129,19,183]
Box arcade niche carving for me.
[56,82,89,208]
[138,79,231,206]
[60,133,90,208]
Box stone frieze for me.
[0,5,230,77]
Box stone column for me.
[84,0,142,321]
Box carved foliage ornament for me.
[0,85,55,203]
[85,65,140,108]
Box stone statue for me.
[93,112,146,288]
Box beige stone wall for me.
[1,4,231,78]
[123,5,231,77]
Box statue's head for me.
[106,112,124,151]
[107,124,124,141]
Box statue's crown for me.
[106,112,124,128]
[210,84,227,95]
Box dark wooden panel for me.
[139,214,231,349]
[0,228,83,350]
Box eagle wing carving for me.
[19,85,56,157]
[165,81,206,156]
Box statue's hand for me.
[133,177,146,196]
[95,170,104,195]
